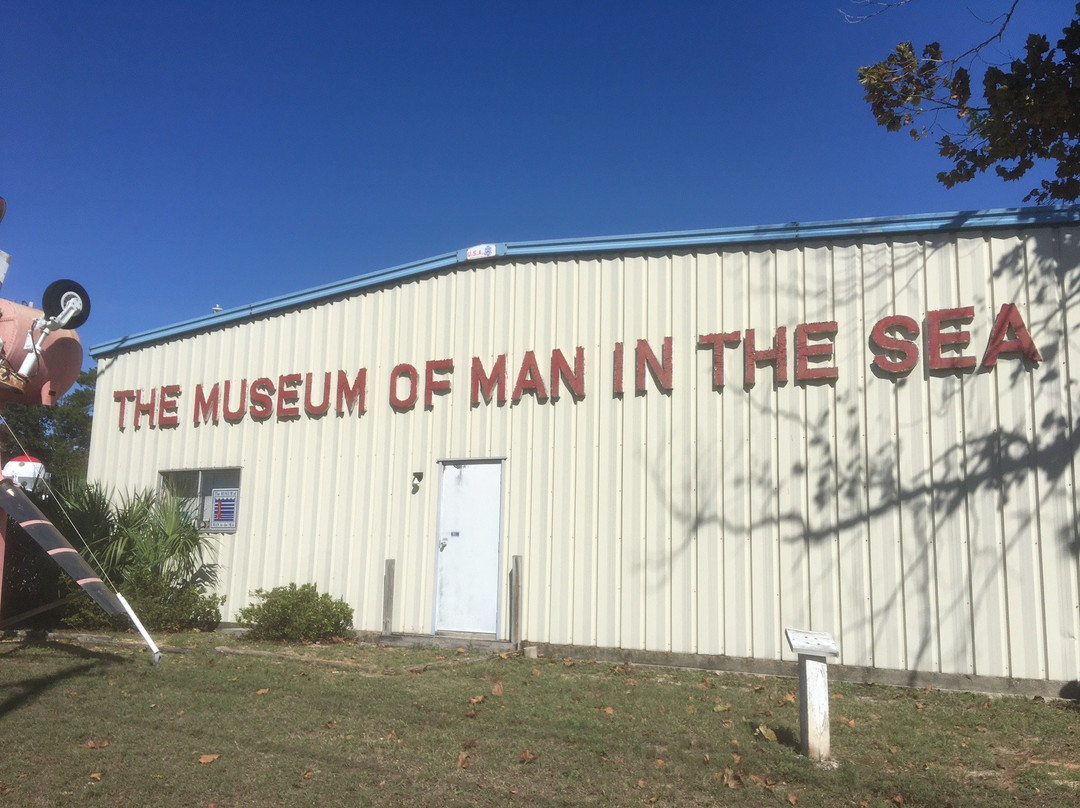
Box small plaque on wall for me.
[210,488,239,532]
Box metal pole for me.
[116,592,161,665]
[509,555,522,648]
[382,559,395,637]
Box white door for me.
[434,460,503,635]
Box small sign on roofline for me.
[466,244,497,261]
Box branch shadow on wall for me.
[648,228,1079,691]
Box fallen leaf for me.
[892,796,904,806]
[603,706,615,715]
[456,647,466,655]
[457,751,470,769]
[84,740,110,749]
[256,688,270,695]
[469,695,484,705]
[462,738,477,749]
[714,701,732,712]
[498,652,510,660]
[723,768,742,788]
[731,752,743,764]
[757,724,777,743]
[176,709,186,718]
[654,758,665,767]
[699,677,714,689]
[198,754,220,764]
[491,681,504,697]
[302,769,315,780]
[636,779,646,789]
[519,749,536,764]
[787,793,798,805]
[563,657,574,667]
[780,691,796,705]
[841,716,856,728]
[89,772,103,781]
[531,668,541,677]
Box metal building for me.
[88,208,1080,693]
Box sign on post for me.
[785,628,840,762]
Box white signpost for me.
[785,628,840,762]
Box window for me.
[159,468,241,533]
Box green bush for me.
[236,583,353,642]
[61,570,224,633]
[2,480,224,633]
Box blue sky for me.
[2,1,1076,357]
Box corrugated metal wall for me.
[88,223,1080,682]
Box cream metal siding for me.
[88,217,1080,683]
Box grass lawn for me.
[1,632,1077,807]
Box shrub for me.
[236,583,354,642]
[61,570,224,633]
[44,479,222,633]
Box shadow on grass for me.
[773,724,800,752]
[0,638,128,720]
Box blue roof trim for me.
[91,206,1080,358]
[501,206,1080,257]
[91,250,461,357]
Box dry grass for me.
[1,632,1077,807]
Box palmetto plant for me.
[53,480,218,592]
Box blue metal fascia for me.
[90,250,462,357]
[91,206,1080,358]
[500,207,1080,258]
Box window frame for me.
[159,467,242,533]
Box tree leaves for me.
[0,368,96,480]
[858,6,1080,202]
